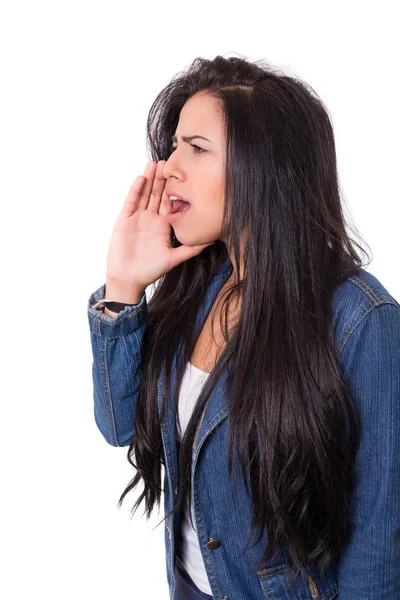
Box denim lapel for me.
[157,253,233,487]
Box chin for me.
[173,232,209,247]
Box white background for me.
[1,1,399,598]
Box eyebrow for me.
[171,134,212,144]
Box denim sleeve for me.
[337,301,400,599]
[87,283,148,447]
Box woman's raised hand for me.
[105,160,214,292]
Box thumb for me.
[169,242,215,269]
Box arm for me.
[336,301,400,599]
[87,282,148,447]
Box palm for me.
[105,160,214,290]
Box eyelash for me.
[169,144,206,155]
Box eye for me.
[168,144,206,155]
[191,144,206,154]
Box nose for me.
[162,152,175,179]
[161,152,181,182]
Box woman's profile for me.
[87,54,400,599]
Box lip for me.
[165,189,190,203]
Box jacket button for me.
[206,537,221,549]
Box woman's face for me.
[162,91,226,247]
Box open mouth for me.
[171,199,191,214]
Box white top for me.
[175,361,212,595]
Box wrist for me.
[105,279,146,305]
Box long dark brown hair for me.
[117,54,372,582]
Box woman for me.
[87,55,400,599]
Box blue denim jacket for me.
[87,255,400,600]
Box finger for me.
[169,242,216,270]
[148,160,167,213]
[119,161,157,217]
[118,175,146,218]
[159,186,173,218]
[136,160,158,210]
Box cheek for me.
[191,173,224,217]
[196,195,224,219]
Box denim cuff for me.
[87,282,148,338]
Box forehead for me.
[177,92,223,131]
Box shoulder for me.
[331,267,400,359]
